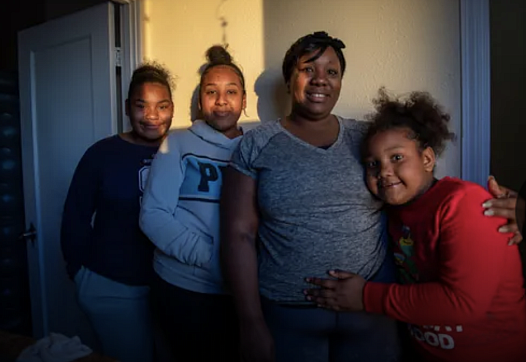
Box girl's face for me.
[288,46,342,121]
[126,82,173,143]
[363,128,435,205]
[199,65,245,139]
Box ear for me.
[286,82,291,94]
[422,146,436,172]
[169,100,175,117]
[242,92,247,110]
[125,99,130,117]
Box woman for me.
[139,45,246,362]
[220,31,520,362]
[61,62,174,362]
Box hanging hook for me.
[216,0,229,47]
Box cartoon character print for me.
[394,225,420,283]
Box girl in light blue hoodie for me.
[139,45,246,362]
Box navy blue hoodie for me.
[60,135,158,285]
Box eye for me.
[206,90,217,95]
[392,154,404,162]
[328,69,339,76]
[159,105,167,110]
[301,66,314,73]
[227,90,238,95]
[365,160,378,169]
[135,103,145,109]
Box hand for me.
[239,320,275,362]
[484,176,523,245]
[304,270,366,312]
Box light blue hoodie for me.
[139,120,242,294]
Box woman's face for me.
[199,65,245,138]
[288,46,342,120]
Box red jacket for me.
[364,177,526,362]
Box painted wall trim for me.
[460,0,491,186]
[119,0,143,132]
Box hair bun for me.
[206,45,232,65]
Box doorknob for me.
[19,223,37,246]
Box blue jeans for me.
[261,257,401,362]
[74,267,155,362]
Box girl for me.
[305,88,526,362]
[61,62,175,362]
[139,45,246,362]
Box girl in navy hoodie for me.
[139,45,246,362]
[61,63,174,362]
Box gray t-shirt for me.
[230,116,388,303]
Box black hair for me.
[200,45,246,94]
[363,87,456,157]
[127,61,175,101]
[282,31,346,85]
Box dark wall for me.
[0,0,46,71]
[0,0,107,71]
[490,0,526,192]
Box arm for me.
[60,147,99,279]
[221,166,275,362]
[364,188,515,326]
[484,175,522,244]
[220,166,263,322]
[139,137,212,266]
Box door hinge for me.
[115,47,122,67]
[19,223,37,246]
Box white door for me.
[18,2,118,343]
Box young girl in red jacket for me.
[305,88,526,362]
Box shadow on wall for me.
[254,67,289,123]
[189,62,208,122]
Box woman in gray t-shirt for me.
[220,31,520,362]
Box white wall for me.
[144,0,461,177]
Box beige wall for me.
[144,0,461,177]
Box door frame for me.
[17,1,142,338]
[115,0,144,132]
[460,0,490,186]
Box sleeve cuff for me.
[363,281,390,314]
[229,163,257,180]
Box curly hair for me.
[127,61,175,100]
[363,87,456,158]
[200,45,246,94]
[282,31,346,85]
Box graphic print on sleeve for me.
[393,225,419,284]
[138,154,156,206]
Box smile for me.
[380,182,402,189]
[142,124,161,130]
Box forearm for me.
[60,214,92,277]
[364,281,487,326]
[140,210,212,266]
[222,232,264,323]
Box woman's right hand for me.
[239,320,275,362]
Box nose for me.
[310,68,328,86]
[215,92,227,106]
[379,162,394,178]
[145,106,159,120]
